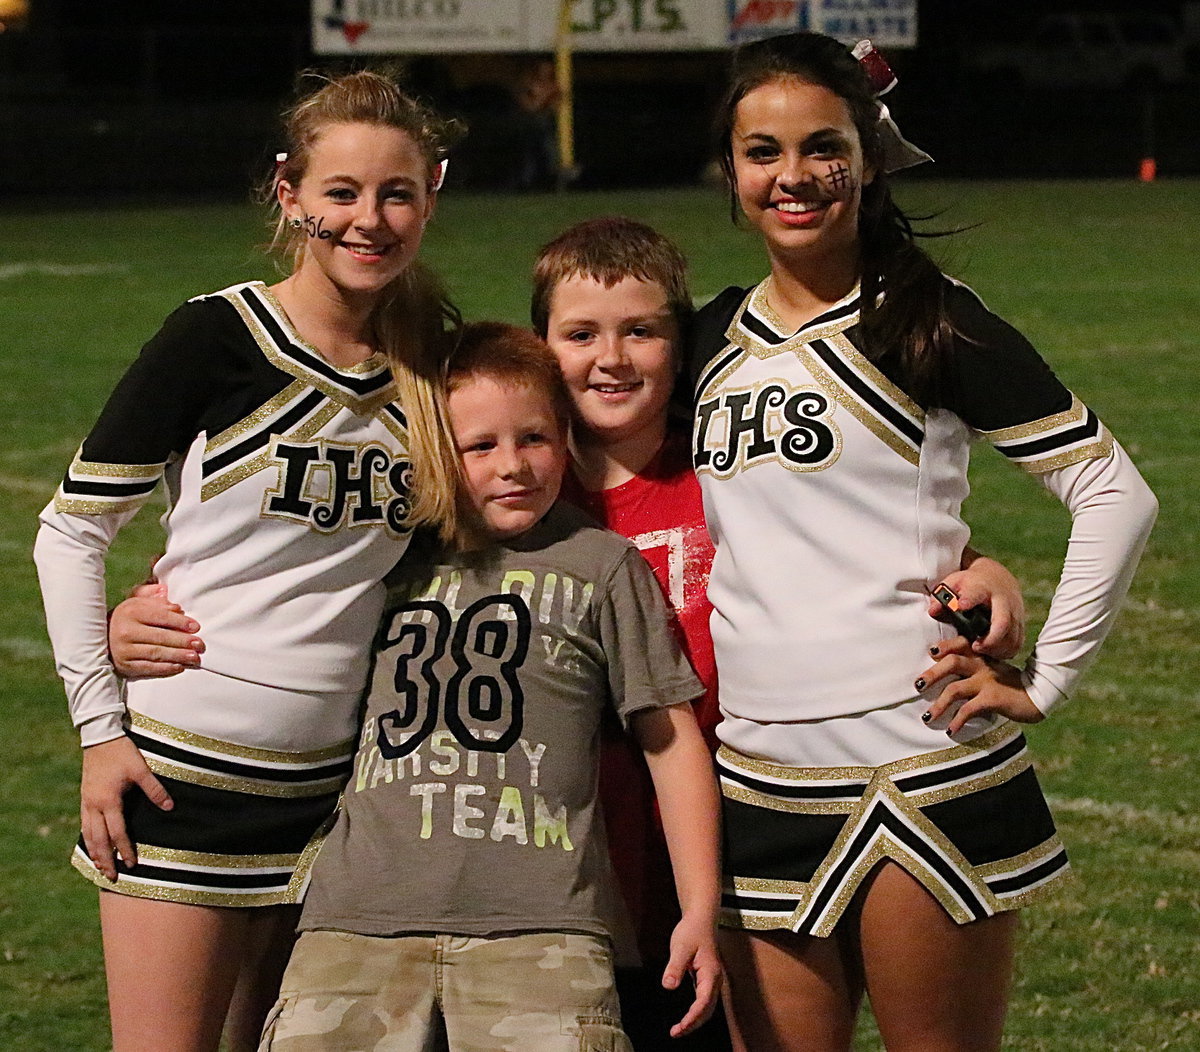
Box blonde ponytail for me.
[374,262,462,543]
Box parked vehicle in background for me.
[972,12,1188,89]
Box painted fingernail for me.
[921,711,932,723]
[914,678,926,691]
[929,645,940,656]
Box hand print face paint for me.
[731,76,874,265]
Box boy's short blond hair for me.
[530,217,692,339]
[444,322,572,551]
[447,322,572,430]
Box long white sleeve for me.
[33,502,140,747]
[1021,439,1157,715]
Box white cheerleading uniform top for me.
[35,282,415,748]
[689,278,1156,755]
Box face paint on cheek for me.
[823,163,856,199]
[302,213,334,240]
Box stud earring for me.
[289,217,303,230]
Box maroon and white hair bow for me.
[853,39,933,173]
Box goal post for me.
[555,0,576,184]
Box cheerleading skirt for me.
[717,705,1070,937]
[72,672,357,908]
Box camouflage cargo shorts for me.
[258,929,633,1051]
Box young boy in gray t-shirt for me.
[261,322,722,1051]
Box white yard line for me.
[1,637,53,661]
[1048,795,1200,838]
[0,473,60,496]
[0,263,125,280]
[0,440,81,466]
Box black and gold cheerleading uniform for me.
[688,276,1157,933]
[35,282,415,905]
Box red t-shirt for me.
[560,428,718,963]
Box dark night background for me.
[1,0,1198,200]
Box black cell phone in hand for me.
[929,583,991,642]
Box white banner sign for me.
[312,0,917,55]
[726,1,917,46]
[565,0,729,52]
[313,1,525,53]
[809,0,917,47]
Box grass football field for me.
[2,180,1197,1049]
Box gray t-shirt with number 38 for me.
[299,500,702,940]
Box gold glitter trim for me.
[129,711,354,764]
[199,400,341,502]
[1018,437,1114,474]
[749,280,786,331]
[255,284,390,378]
[739,279,865,356]
[698,340,751,407]
[72,844,316,908]
[718,725,1027,813]
[981,395,1086,443]
[784,778,982,936]
[53,449,163,514]
[379,409,411,447]
[720,910,781,931]
[902,751,1032,808]
[731,875,809,895]
[204,379,313,454]
[823,331,923,418]
[717,721,1022,784]
[876,721,1022,777]
[68,455,164,481]
[794,332,921,467]
[794,343,919,467]
[979,395,1115,473]
[721,780,857,815]
[811,835,974,937]
[974,835,1066,880]
[134,843,301,868]
[717,744,873,783]
[223,286,396,414]
[54,495,151,515]
[721,290,756,349]
[721,849,1070,935]
[144,758,348,798]
[285,807,338,899]
[989,866,1073,909]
